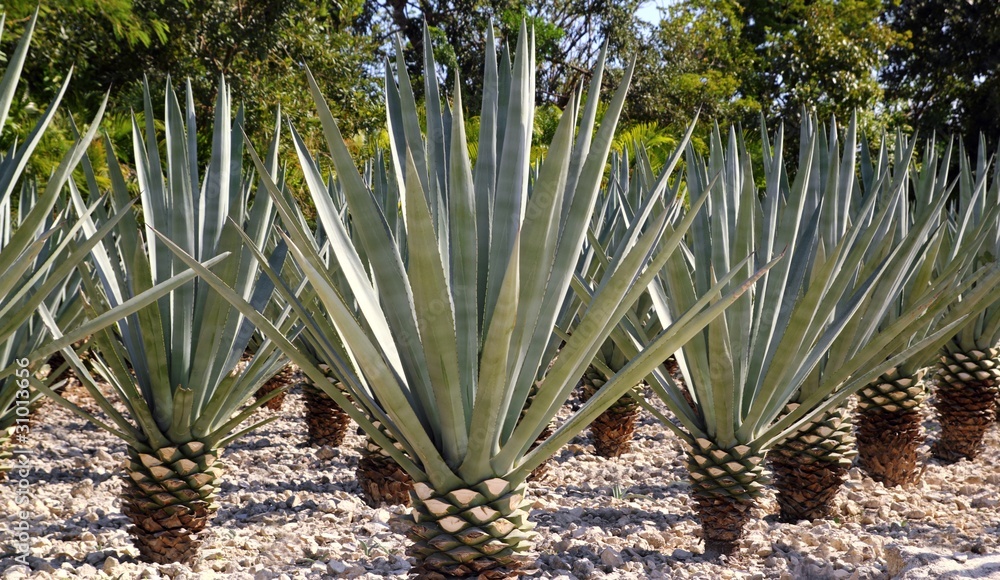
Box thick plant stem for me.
[693,495,753,557]
[357,432,413,507]
[856,369,928,487]
[769,405,855,522]
[253,363,294,411]
[686,438,767,557]
[302,378,351,447]
[579,365,641,458]
[121,444,224,564]
[402,478,535,578]
[933,349,1000,462]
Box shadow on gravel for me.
[532,543,712,578]
[217,474,363,496]
[769,544,873,579]
[861,517,992,552]
[531,504,696,532]
[542,481,691,503]
[29,467,117,485]
[0,552,144,576]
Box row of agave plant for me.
[4,16,1000,578]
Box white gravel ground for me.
[2,375,999,579]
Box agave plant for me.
[572,149,672,457]
[929,137,1000,462]
[34,79,291,564]
[0,12,164,478]
[630,118,995,554]
[767,120,1000,522]
[163,25,767,577]
[853,135,998,484]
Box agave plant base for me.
[686,439,767,557]
[856,369,928,487]
[769,405,855,522]
[302,381,351,447]
[693,494,754,556]
[253,364,294,411]
[122,444,224,564]
[857,409,924,486]
[402,479,535,579]
[357,438,413,507]
[580,367,641,458]
[933,349,1000,462]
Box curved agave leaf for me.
[645,115,1000,454]
[163,24,759,492]
[36,79,289,452]
[0,14,140,434]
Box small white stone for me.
[600,547,624,567]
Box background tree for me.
[625,0,756,138]
[0,0,382,158]
[882,0,1000,150]
[627,0,900,149]
[361,0,648,107]
[738,0,899,129]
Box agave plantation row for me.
[4,14,1000,578]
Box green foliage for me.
[38,78,289,452]
[0,0,381,178]
[883,0,1000,148]
[741,0,900,126]
[628,0,901,150]
[628,0,756,131]
[366,0,648,107]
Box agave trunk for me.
[686,438,767,556]
[44,344,87,394]
[302,377,351,447]
[856,368,928,486]
[253,363,294,411]
[933,348,1000,461]
[579,365,641,458]
[0,426,14,480]
[403,478,534,579]
[357,421,413,507]
[45,352,71,385]
[122,443,224,564]
[769,404,856,522]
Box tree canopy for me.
[883,0,1000,148]
[0,0,997,171]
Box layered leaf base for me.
[253,364,294,411]
[933,349,1000,462]
[580,366,640,458]
[770,405,855,522]
[857,369,928,486]
[404,478,535,579]
[122,443,224,564]
[302,379,351,447]
[357,434,413,507]
[686,438,767,555]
